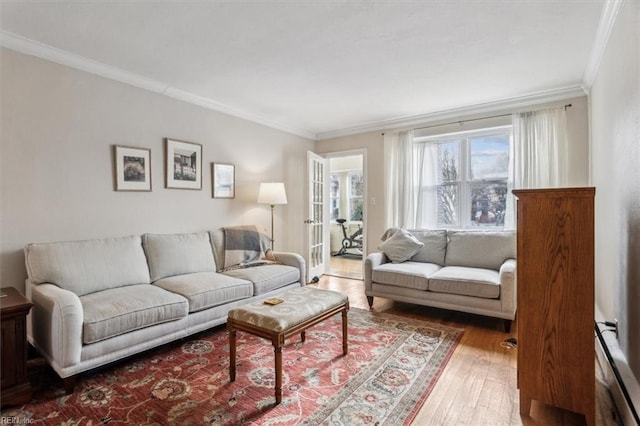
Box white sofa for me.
[365,229,516,331]
[24,230,305,393]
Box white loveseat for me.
[24,230,305,393]
[365,229,516,331]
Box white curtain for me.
[384,130,439,229]
[414,142,439,229]
[505,106,569,228]
[513,106,568,188]
[384,130,415,228]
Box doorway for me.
[326,151,365,280]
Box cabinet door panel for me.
[514,187,594,425]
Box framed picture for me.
[113,145,151,191]
[212,163,235,198]
[165,138,202,190]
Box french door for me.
[305,151,328,281]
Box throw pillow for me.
[378,229,424,263]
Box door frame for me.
[323,149,367,278]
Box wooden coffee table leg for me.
[229,326,237,382]
[273,337,283,404]
[342,308,348,355]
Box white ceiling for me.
[0,1,605,139]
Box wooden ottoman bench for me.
[227,286,349,404]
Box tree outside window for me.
[330,174,339,221]
[348,171,364,221]
[468,135,509,226]
[429,128,511,229]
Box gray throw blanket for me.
[222,225,278,271]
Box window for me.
[329,174,339,221]
[419,126,511,229]
[348,171,363,221]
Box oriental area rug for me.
[2,308,463,425]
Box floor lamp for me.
[257,182,288,250]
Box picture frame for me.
[212,163,235,198]
[113,145,151,191]
[165,138,202,190]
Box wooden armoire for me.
[512,187,595,426]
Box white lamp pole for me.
[257,182,288,250]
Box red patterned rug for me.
[2,308,463,425]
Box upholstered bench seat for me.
[228,286,347,331]
[227,286,349,404]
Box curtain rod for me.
[382,103,572,135]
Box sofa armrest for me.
[499,258,517,317]
[273,252,306,286]
[29,283,83,371]
[364,252,388,292]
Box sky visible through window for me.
[470,136,510,180]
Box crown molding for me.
[1,29,595,143]
[316,85,587,140]
[582,0,624,91]
[0,31,316,140]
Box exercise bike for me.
[334,218,363,256]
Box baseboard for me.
[595,322,640,425]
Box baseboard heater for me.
[595,322,640,425]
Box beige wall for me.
[590,0,640,376]
[316,95,590,255]
[0,48,315,293]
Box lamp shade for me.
[257,182,288,205]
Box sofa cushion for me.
[222,264,300,295]
[378,229,424,263]
[372,262,441,291]
[407,229,447,265]
[428,266,500,299]
[80,284,188,344]
[154,272,253,313]
[445,230,516,270]
[143,232,216,281]
[24,235,151,296]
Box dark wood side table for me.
[1,287,33,407]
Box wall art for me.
[165,138,202,190]
[114,145,151,191]
[212,163,235,198]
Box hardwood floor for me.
[328,255,363,280]
[316,274,620,426]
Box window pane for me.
[350,199,363,221]
[330,175,339,198]
[469,135,509,180]
[470,182,508,227]
[418,127,511,230]
[330,199,339,221]
[349,172,363,197]
[438,142,459,184]
[437,183,458,226]
[330,175,339,221]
